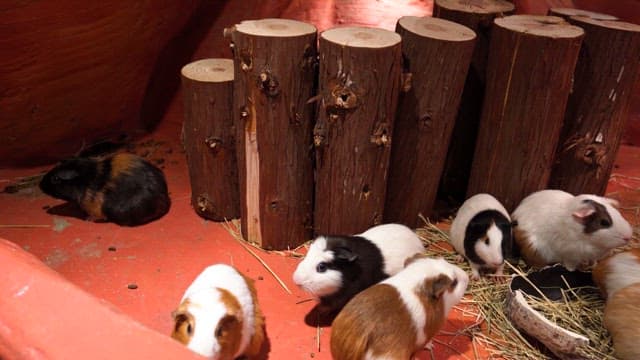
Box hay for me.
[416,218,618,360]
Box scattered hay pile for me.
[416,218,620,360]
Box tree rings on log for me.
[434,0,514,15]
[385,16,475,227]
[466,15,584,211]
[549,16,640,195]
[228,18,317,250]
[548,7,619,21]
[181,59,239,222]
[314,26,402,235]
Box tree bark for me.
[314,27,402,235]
[227,19,317,250]
[384,16,476,227]
[549,17,640,195]
[467,15,584,211]
[181,59,239,221]
[433,0,515,206]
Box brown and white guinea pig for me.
[511,189,632,271]
[592,248,640,299]
[602,282,640,360]
[171,264,265,360]
[292,223,425,315]
[330,254,469,360]
[39,152,170,226]
[449,193,513,280]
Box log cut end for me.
[549,7,619,21]
[570,16,640,33]
[181,59,234,83]
[435,0,514,15]
[495,15,584,39]
[234,18,316,38]
[321,26,401,48]
[398,16,476,42]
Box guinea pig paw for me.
[454,254,465,264]
[424,340,434,351]
[470,269,481,281]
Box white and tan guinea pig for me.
[511,189,632,270]
[449,193,513,280]
[292,223,425,315]
[330,254,468,360]
[592,248,640,299]
[171,264,265,360]
[603,282,640,360]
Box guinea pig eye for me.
[484,238,490,245]
[51,175,61,184]
[186,323,193,335]
[316,262,328,273]
[451,278,458,288]
[600,219,611,227]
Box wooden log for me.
[227,19,317,250]
[548,7,619,21]
[384,17,476,227]
[314,27,402,235]
[548,17,640,195]
[181,59,239,221]
[433,0,515,206]
[466,15,584,211]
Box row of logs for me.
[181,3,640,250]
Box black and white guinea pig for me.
[449,193,513,280]
[171,264,265,360]
[39,152,170,226]
[292,223,425,314]
[603,282,640,360]
[593,248,640,299]
[330,254,468,360]
[511,189,632,271]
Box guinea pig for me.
[511,189,632,271]
[171,264,265,360]
[592,248,640,299]
[449,193,513,280]
[292,223,425,315]
[602,282,640,360]
[330,254,469,360]
[39,152,170,226]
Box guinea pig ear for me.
[423,274,453,301]
[603,197,620,208]
[572,201,596,224]
[333,246,358,262]
[56,169,79,181]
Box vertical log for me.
[384,16,476,227]
[467,15,584,211]
[227,19,317,250]
[548,17,640,195]
[314,27,402,235]
[433,0,515,205]
[181,59,239,221]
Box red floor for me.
[1,93,639,359]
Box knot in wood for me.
[313,123,326,147]
[240,106,250,119]
[331,86,358,110]
[204,137,223,153]
[581,144,607,167]
[196,194,213,214]
[240,50,252,72]
[401,72,413,92]
[258,71,280,97]
[370,123,391,147]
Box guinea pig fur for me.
[603,282,640,360]
[292,223,425,314]
[330,254,468,360]
[171,264,265,360]
[511,189,632,271]
[39,152,170,226]
[449,193,513,280]
[593,248,640,299]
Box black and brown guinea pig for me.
[330,254,468,360]
[39,152,170,226]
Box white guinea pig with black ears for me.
[171,264,265,360]
[330,254,468,360]
[511,189,632,271]
[292,223,425,315]
[449,193,513,280]
[593,248,640,299]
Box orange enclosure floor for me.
[1,94,639,359]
